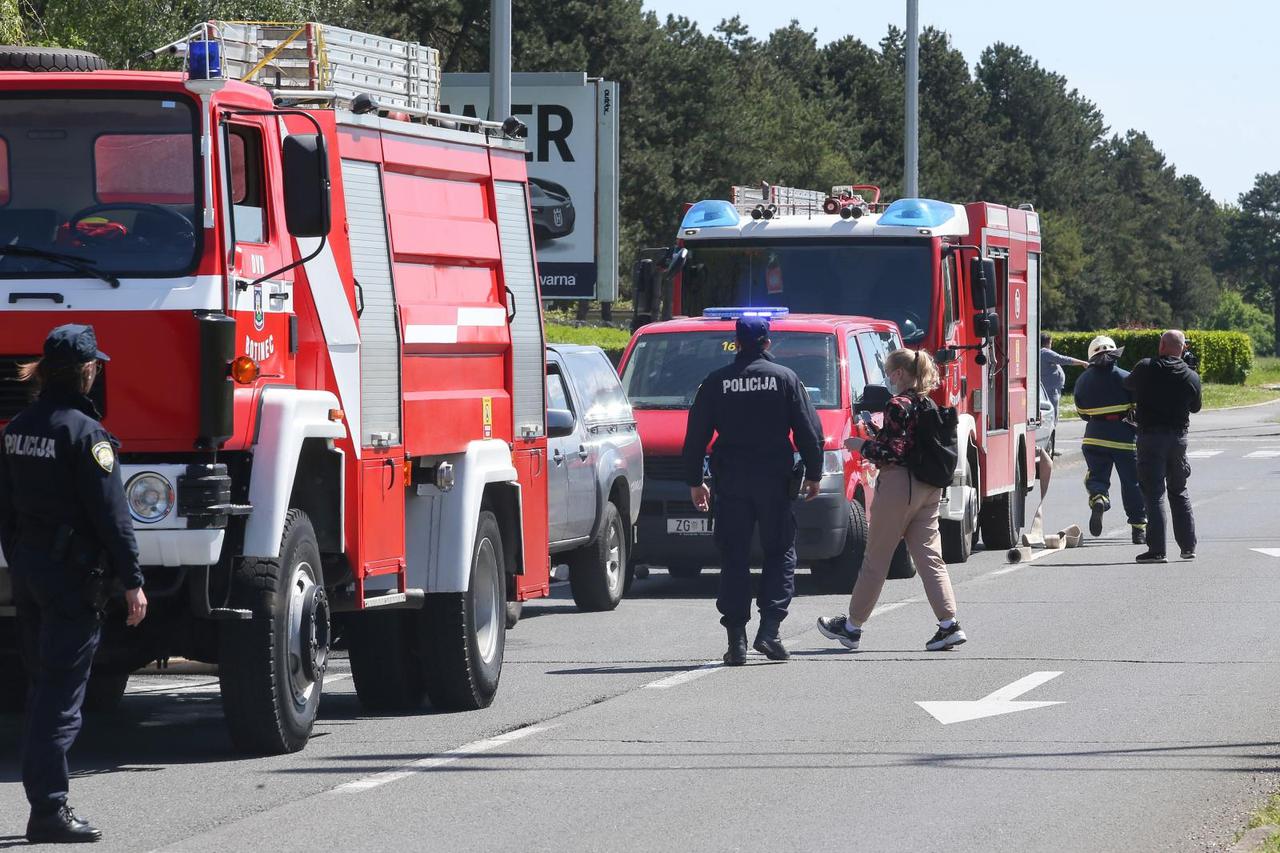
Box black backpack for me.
[905,396,959,488]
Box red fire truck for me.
[633,184,1044,563]
[0,22,550,754]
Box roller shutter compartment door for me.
[494,181,546,438]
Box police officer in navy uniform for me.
[682,314,824,665]
[1073,335,1146,543]
[0,324,148,844]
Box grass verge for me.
[1237,791,1280,850]
[1059,356,1280,419]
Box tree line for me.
[5,0,1277,352]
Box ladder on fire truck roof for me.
[730,183,888,217]
[215,20,442,111]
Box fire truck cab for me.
[0,23,550,754]
[633,185,1044,564]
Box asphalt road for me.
[3,403,1279,852]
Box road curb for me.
[1217,396,1280,411]
[1231,824,1280,852]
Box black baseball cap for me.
[735,314,770,344]
[43,324,110,365]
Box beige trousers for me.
[847,466,957,625]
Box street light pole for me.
[904,0,919,198]
[489,0,512,121]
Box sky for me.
[640,0,1275,204]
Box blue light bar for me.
[702,306,790,320]
[879,197,956,228]
[681,199,741,230]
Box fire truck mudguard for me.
[243,388,346,560]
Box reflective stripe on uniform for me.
[1082,437,1137,451]
[1077,404,1132,416]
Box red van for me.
[617,309,907,592]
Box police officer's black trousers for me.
[712,475,796,629]
[12,561,101,817]
[1082,444,1146,525]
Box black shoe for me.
[1135,551,1168,564]
[752,620,790,661]
[723,625,748,666]
[1180,550,1196,560]
[1089,500,1107,537]
[926,621,967,651]
[1131,527,1146,545]
[26,805,102,844]
[816,615,861,650]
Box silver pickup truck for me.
[546,344,644,612]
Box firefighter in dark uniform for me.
[1073,335,1146,543]
[682,314,824,665]
[0,324,148,844]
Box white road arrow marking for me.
[917,671,1064,724]
[1252,548,1280,558]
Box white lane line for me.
[1244,449,1280,459]
[1252,548,1280,558]
[1186,449,1223,458]
[643,661,722,689]
[330,724,549,793]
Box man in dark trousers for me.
[1123,329,1202,564]
[682,313,824,665]
[1074,336,1146,543]
[0,324,148,844]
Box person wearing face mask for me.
[816,349,965,652]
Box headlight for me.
[822,450,845,476]
[126,472,175,524]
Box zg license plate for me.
[667,517,713,535]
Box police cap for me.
[735,314,770,347]
[43,324,110,365]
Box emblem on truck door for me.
[253,284,265,331]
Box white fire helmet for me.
[1087,335,1123,361]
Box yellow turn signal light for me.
[230,356,260,384]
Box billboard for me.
[441,72,620,302]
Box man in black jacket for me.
[1123,330,1202,564]
[682,314,824,665]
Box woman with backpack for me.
[817,348,966,652]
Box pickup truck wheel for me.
[813,500,868,593]
[568,501,626,611]
[347,611,427,711]
[941,461,977,563]
[83,669,129,713]
[667,563,703,579]
[423,510,505,710]
[219,509,328,754]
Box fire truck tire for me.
[423,510,505,711]
[941,462,978,563]
[979,465,1026,551]
[813,499,868,593]
[83,669,129,713]
[219,509,328,754]
[346,611,428,711]
[0,46,107,72]
[567,501,627,611]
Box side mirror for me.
[282,134,332,238]
[632,257,656,329]
[855,383,893,414]
[663,247,688,280]
[972,310,1001,339]
[934,347,958,365]
[547,408,575,438]
[968,257,997,309]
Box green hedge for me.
[545,322,633,366]
[1046,330,1253,385]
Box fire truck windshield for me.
[622,331,840,409]
[679,240,933,343]
[0,94,200,279]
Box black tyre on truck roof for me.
[0,46,107,72]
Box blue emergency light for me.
[879,197,956,228]
[187,39,223,81]
[702,307,790,320]
[681,199,741,230]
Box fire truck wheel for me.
[0,46,106,72]
[979,463,1026,551]
[423,510,505,711]
[83,669,129,713]
[567,501,627,611]
[346,611,427,711]
[941,462,978,563]
[813,499,868,593]
[219,509,327,754]
[505,601,523,630]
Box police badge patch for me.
[91,440,115,473]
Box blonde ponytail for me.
[884,348,939,394]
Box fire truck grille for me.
[643,456,687,483]
[0,356,37,420]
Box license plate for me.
[667,517,713,535]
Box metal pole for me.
[489,0,512,121]
[904,0,919,198]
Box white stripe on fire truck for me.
[404,308,509,344]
